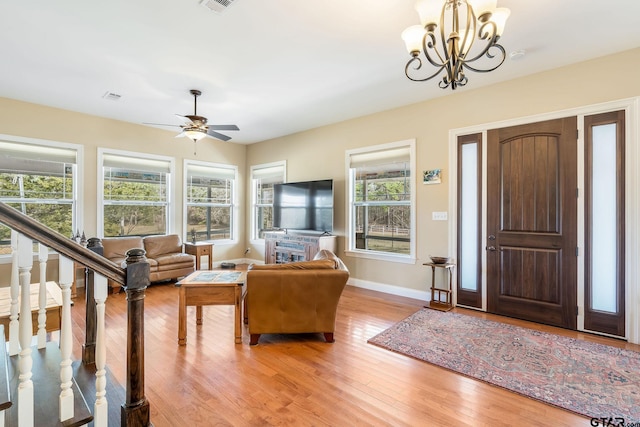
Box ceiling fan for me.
[145,89,239,144]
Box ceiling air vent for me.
[102,91,122,101]
[200,0,236,14]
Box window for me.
[99,150,173,238]
[250,161,286,241]
[456,133,482,308]
[0,137,81,255]
[584,110,625,337]
[184,160,237,243]
[346,140,416,262]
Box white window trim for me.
[344,138,417,264]
[249,160,286,245]
[183,158,239,246]
[0,133,83,262]
[97,148,175,238]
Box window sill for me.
[344,250,416,265]
[204,239,237,246]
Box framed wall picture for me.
[423,169,441,184]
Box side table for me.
[184,242,213,270]
[423,262,455,311]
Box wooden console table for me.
[184,242,213,270]
[423,262,455,311]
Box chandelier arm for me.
[458,1,475,58]
[462,21,498,63]
[463,44,506,73]
[405,56,449,82]
[440,3,452,65]
[422,31,448,68]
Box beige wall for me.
[245,47,640,294]
[1,48,639,291]
[0,99,247,285]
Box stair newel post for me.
[37,243,48,349]
[58,255,75,422]
[17,233,34,427]
[121,248,151,427]
[82,239,99,365]
[9,230,20,356]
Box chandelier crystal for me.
[402,0,510,90]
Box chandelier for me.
[401,0,510,90]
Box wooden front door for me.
[487,117,577,329]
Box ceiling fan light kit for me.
[146,89,239,154]
[401,0,510,90]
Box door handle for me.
[486,246,497,251]
[488,234,496,240]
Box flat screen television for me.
[273,179,333,233]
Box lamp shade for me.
[467,0,497,17]
[401,25,426,54]
[182,128,207,141]
[491,7,510,36]
[414,0,442,27]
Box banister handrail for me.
[0,202,125,285]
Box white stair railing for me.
[37,243,48,349]
[0,202,129,426]
[17,233,34,427]
[58,255,74,422]
[9,231,20,356]
[93,273,108,427]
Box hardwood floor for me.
[69,280,639,427]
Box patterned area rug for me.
[368,309,640,421]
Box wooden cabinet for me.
[265,232,337,264]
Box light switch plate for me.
[432,211,448,221]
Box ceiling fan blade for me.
[206,129,232,141]
[143,122,181,127]
[175,114,194,125]
[208,124,239,131]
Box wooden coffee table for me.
[176,270,246,345]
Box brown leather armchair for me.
[245,250,349,345]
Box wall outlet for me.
[244,247,251,255]
[432,211,448,221]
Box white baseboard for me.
[347,277,429,302]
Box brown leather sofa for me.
[102,234,195,292]
[245,250,349,345]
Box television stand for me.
[265,232,337,264]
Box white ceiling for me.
[1,0,639,144]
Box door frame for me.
[447,97,640,344]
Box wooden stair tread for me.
[72,359,126,427]
[7,341,92,427]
